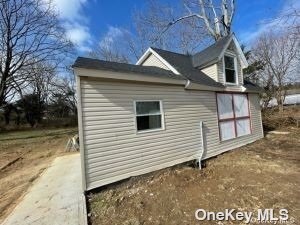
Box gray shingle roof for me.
[151,48,224,88]
[73,35,261,92]
[73,57,185,81]
[243,80,263,92]
[191,34,233,68]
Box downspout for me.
[199,121,205,169]
[184,79,192,89]
[185,79,205,169]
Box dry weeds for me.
[88,109,300,225]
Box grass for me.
[0,127,77,141]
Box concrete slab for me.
[1,153,87,225]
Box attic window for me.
[224,55,237,84]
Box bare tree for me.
[51,71,77,117]
[252,31,299,112]
[0,0,73,107]
[141,0,235,44]
[91,0,235,63]
[133,0,211,54]
[89,37,130,63]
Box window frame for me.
[133,100,165,134]
[223,53,238,85]
[216,92,252,141]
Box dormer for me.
[136,34,249,91]
[192,34,248,86]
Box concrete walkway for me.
[1,153,87,225]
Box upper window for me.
[217,93,251,141]
[224,55,237,84]
[134,101,164,132]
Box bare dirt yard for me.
[88,107,300,225]
[0,128,77,223]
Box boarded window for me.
[135,101,163,132]
[224,56,236,84]
[217,93,251,141]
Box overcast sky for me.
[51,0,299,56]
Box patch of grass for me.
[0,127,78,141]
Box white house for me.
[73,34,264,191]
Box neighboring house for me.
[268,89,300,107]
[73,34,264,191]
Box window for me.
[224,55,237,84]
[134,101,164,132]
[217,93,251,141]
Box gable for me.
[139,53,170,71]
[193,34,248,69]
[136,48,180,75]
[224,36,248,69]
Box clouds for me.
[99,26,125,49]
[64,22,93,52]
[51,0,93,52]
[239,0,300,45]
[52,0,88,21]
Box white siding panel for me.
[217,60,224,84]
[80,78,263,190]
[141,54,170,70]
[201,64,218,81]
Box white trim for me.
[75,75,87,191]
[133,100,166,134]
[218,35,248,69]
[232,35,249,68]
[234,57,239,84]
[74,68,186,86]
[136,48,181,75]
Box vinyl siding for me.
[79,77,263,190]
[201,64,218,82]
[141,54,170,70]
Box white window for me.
[217,93,251,141]
[134,101,164,132]
[224,55,237,84]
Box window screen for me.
[217,93,251,141]
[135,101,163,132]
[224,56,236,84]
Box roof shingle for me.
[191,34,232,68]
[73,57,185,81]
[151,47,224,88]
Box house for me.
[268,88,300,107]
[73,34,264,191]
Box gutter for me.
[184,79,224,92]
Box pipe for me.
[199,121,205,169]
[184,79,191,89]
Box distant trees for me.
[15,94,45,127]
[1,72,77,128]
[0,0,76,128]
[0,0,73,107]
[252,32,299,112]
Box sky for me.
[51,0,299,57]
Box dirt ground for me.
[0,128,77,223]
[88,109,300,225]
